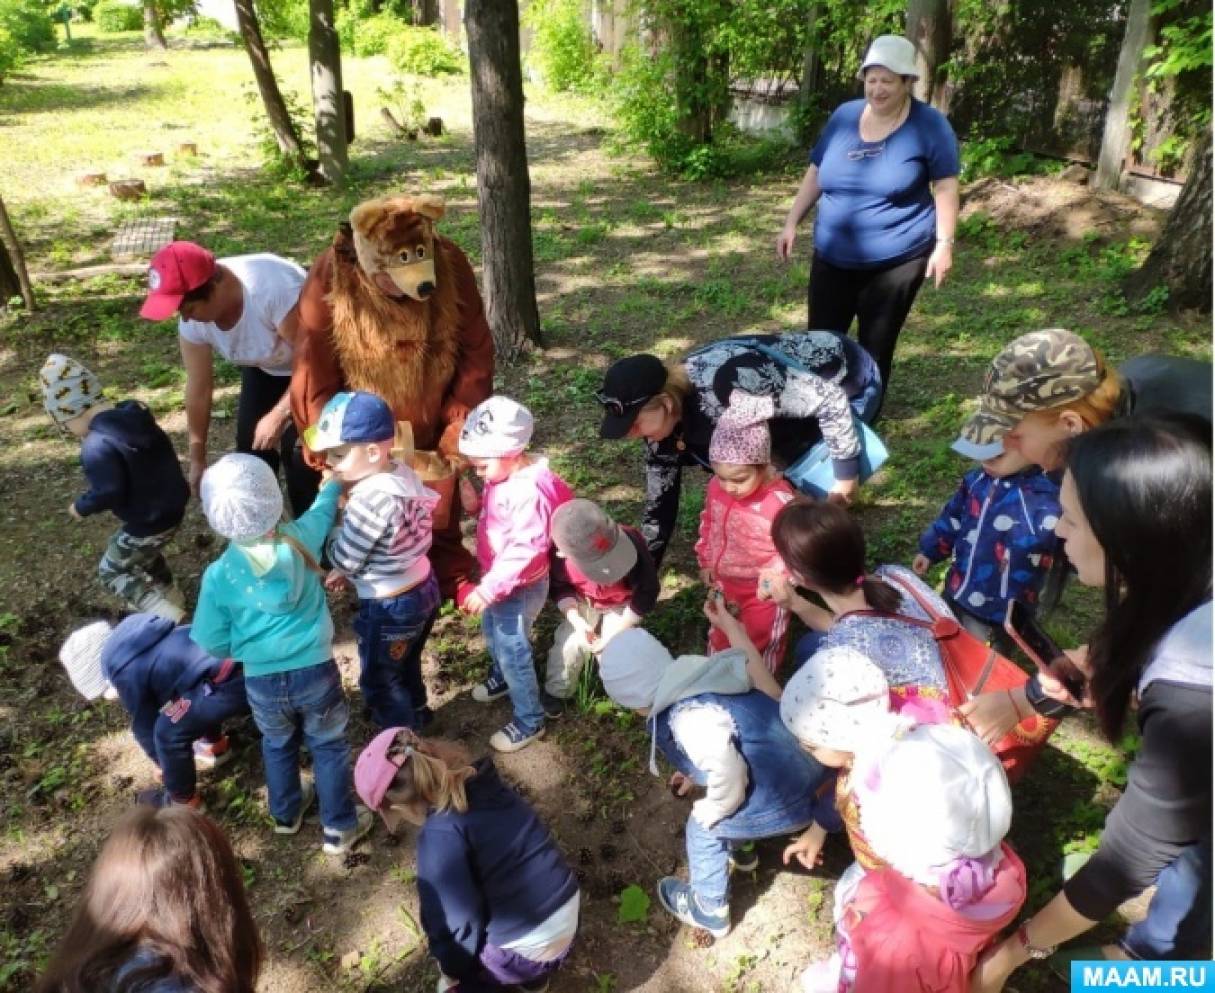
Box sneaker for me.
[147,598,186,624]
[489,721,545,753]
[540,691,567,719]
[472,671,509,703]
[162,583,186,608]
[136,787,204,811]
[193,735,233,771]
[729,842,758,873]
[516,979,550,993]
[657,876,730,939]
[322,807,375,856]
[273,779,316,835]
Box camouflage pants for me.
[98,527,178,613]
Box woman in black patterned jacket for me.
[595,331,880,565]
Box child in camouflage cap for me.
[40,354,190,621]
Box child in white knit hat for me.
[191,453,373,855]
[59,614,250,809]
[696,390,796,672]
[457,396,573,754]
[779,646,1026,993]
[40,353,190,622]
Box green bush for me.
[386,26,464,76]
[337,9,407,57]
[0,0,56,57]
[523,0,596,92]
[0,25,17,80]
[93,0,142,32]
[257,0,308,40]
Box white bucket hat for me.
[60,621,115,701]
[858,35,919,79]
[200,453,284,543]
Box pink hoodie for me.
[474,458,574,603]
[695,474,795,583]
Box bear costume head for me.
[349,194,446,302]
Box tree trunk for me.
[465,0,541,359]
[233,0,313,172]
[440,0,461,44]
[0,195,35,312]
[143,0,167,49]
[1094,0,1152,190]
[906,0,951,106]
[412,0,438,25]
[309,0,348,186]
[1124,128,1212,312]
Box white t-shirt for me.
[178,254,305,376]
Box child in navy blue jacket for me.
[913,447,1061,646]
[40,354,190,622]
[355,728,579,992]
[59,614,249,808]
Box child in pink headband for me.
[696,390,797,671]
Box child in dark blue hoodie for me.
[40,354,190,621]
[59,615,250,808]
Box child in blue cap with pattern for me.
[307,390,441,731]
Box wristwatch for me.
[1017,921,1056,960]
[1025,673,1075,718]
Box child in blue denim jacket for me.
[307,391,441,732]
[191,453,373,855]
[913,447,1061,646]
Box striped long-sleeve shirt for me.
[328,465,438,599]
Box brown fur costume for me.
[290,194,494,597]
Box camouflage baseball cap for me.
[955,330,1100,459]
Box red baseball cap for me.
[140,241,216,320]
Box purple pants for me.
[454,940,573,992]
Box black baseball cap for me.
[596,354,668,439]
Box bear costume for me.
[290,194,494,599]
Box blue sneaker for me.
[489,720,545,753]
[472,670,509,703]
[657,876,730,938]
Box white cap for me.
[60,621,114,701]
[779,646,896,751]
[858,35,919,79]
[598,628,673,710]
[855,723,1012,885]
[458,396,535,460]
[200,453,283,542]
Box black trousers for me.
[808,250,930,415]
[235,366,320,517]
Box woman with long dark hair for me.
[37,806,262,993]
[972,415,1211,988]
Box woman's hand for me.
[188,457,207,498]
[758,570,796,609]
[925,242,953,288]
[252,406,289,451]
[776,223,797,261]
[958,690,1021,747]
[828,477,859,506]
[1040,647,1094,708]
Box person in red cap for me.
[140,241,319,515]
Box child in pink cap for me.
[696,391,796,671]
[355,728,580,993]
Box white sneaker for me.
[322,807,375,855]
[147,598,186,624]
[489,721,545,753]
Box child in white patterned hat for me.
[40,353,190,622]
[696,390,796,671]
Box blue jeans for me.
[1122,838,1213,960]
[686,809,815,909]
[354,572,440,729]
[482,576,549,734]
[154,672,249,799]
[793,628,827,668]
[245,660,356,831]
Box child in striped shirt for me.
[307,391,440,731]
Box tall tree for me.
[465,0,541,358]
[906,0,951,107]
[309,0,347,185]
[0,194,35,312]
[1125,128,1212,312]
[233,0,314,177]
[142,0,167,49]
[1095,0,1152,190]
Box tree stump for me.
[76,172,108,188]
[175,142,198,157]
[425,116,443,137]
[136,152,165,167]
[108,180,147,201]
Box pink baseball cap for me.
[354,727,413,822]
[140,241,216,320]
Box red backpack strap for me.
[858,570,962,641]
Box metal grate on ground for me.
[111,216,178,261]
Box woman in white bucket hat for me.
[776,34,960,414]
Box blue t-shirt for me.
[810,98,959,269]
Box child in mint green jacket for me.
[192,454,373,856]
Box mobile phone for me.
[1004,601,1087,701]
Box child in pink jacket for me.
[696,391,796,672]
[458,396,573,753]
